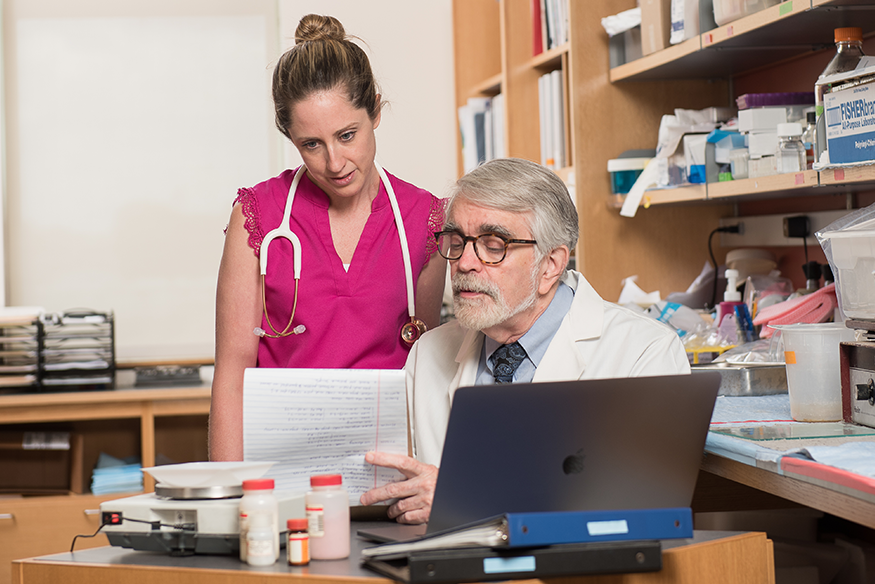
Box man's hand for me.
[360,451,438,525]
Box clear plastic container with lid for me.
[305,474,350,560]
[815,27,866,163]
[239,478,279,565]
[776,122,806,174]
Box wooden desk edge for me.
[701,452,875,530]
[12,532,774,584]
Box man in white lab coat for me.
[360,157,690,524]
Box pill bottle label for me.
[248,538,273,557]
[288,532,309,565]
[238,513,249,561]
[306,505,325,537]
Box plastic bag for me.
[816,202,875,322]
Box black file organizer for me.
[0,316,42,391]
[39,310,116,391]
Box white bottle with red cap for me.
[239,478,279,565]
[306,474,350,559]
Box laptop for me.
[359,372,720,541]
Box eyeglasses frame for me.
[433,230,538,265]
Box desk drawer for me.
[1,493,124,584]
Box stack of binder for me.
[361,507,692,583]
[0,309,43,391]
[40,310,115,390]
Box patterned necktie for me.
[491,342,527,384]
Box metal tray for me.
[692,362,787,396]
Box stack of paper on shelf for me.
[91,452,143,495]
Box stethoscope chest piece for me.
[400,317,427,345]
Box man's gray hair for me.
[445,158,579,260]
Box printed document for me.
[243,368,407,504]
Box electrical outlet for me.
[719,210,849,247]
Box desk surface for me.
[12,525,774,584]
[701,394,875,530]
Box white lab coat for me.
[405,270,691,466]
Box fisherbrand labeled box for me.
[824,68,875,165]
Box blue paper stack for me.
[91,452,143,495]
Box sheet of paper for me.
[243,368,408,505]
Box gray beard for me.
[452,270,538,331]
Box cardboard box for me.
[0,431,83,494]
[738,107,787,133]
[641,0,671,56]
[824,69,875,165]
[747,131,778,159]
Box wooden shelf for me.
[531,42,568,71]
[707,169,820,200]
[470,72,502,96]
[612,0,875,82]
[820,163,875,185]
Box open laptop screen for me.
[426,372,720,533]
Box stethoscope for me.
[253,161,427,345]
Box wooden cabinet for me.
[452,0,875,300]
[0,386,211,584]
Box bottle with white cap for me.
[717,269,744,327]
[239,478,279,565]
[776,123,806,174]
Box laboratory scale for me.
[840,320,875,429]
[99,483,305,555]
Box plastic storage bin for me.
[713,0,781,27]
[820,229,875,320]
[607,149,654,194]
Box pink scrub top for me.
[234,167,444,370]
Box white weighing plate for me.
[141,461,276,487]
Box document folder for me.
[362,540,662,584]
[361,507,692,559]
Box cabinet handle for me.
[84,509,101,516]
[0,513,14,520]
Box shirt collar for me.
[483,281,574,367]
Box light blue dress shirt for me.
[475,282,574,385]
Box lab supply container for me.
[729,148,749,179]
[815,27,866,164]
[776,123,806,173]
[819,228,875,320]
[306,474,350,560]
[802,111,816,169]
[770,323,855,422]
[287,518,310,565]
[239,478,279,565]
[607,149,654,194]
[821,63,875,165]
[738,107,786,133]
[713,0,781,26]
[607,157,650,194]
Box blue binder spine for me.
[504,507,693,546]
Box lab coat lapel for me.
[533,318,586,381]
[449,328,483,396]
[534,271,604,382]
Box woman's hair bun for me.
[295,14,346,44]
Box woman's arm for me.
[415,252,447,331]
[209,203,262,461]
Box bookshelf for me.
[452,0,875,301]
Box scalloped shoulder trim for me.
[425,196,447,262]
[233,187,263,257]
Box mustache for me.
[452,273,499,300]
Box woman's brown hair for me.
[272,14,380,140]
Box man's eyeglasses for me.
[434,231,538,265]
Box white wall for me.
[3,0,456,362]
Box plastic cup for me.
[770,323,855,422]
